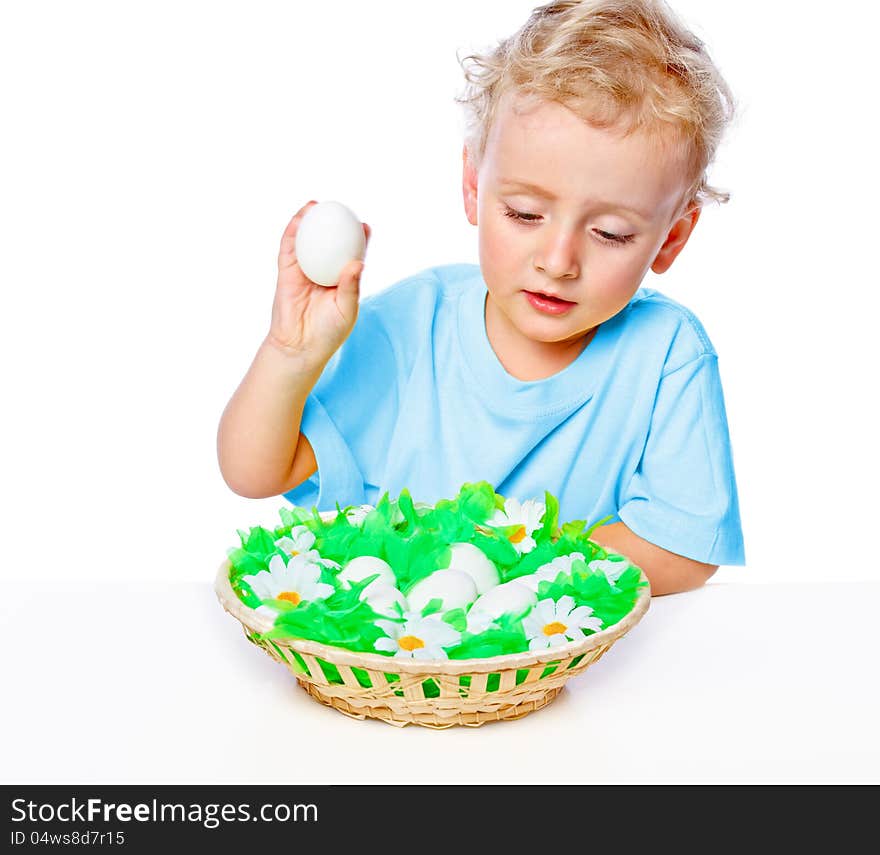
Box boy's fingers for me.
[278,201,319,267]
[283,200,319,237]
[334,259,363,305]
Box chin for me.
[513,311,584,343]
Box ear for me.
[462,145,479,226]
[650,206,701,274]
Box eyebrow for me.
[498,178,652,222]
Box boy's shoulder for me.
[356,264,479,349]
[361,262,478,313]
[622,286,718,372]
[351,263,478,358]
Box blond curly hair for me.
[454,0,737,216]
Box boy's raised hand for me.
[266,200,371,367]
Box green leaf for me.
[537,490,559,542]
[449,626,527,659]
[396,489,418,530]
[421,597,444,617]
[244,526,276,555]
[584,514,614,538]
[561,519,587,539]
[443,608,467,632]
[457,481,499,524]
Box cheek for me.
[478,221,515,266]
[587,265,644,310]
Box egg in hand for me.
[295,200,366,286]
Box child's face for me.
[463,91,699,349]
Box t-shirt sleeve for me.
[282,302,400,512]
[617,353,745,566]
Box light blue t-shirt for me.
[284,263,745,566]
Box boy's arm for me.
[216,338,324,498]
[217,202,368,499]
[589,521,717,596]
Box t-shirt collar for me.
[456,269,621,417]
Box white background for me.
[2,0,878,584]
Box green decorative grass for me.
[227,481,646,663]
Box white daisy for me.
[486,497,545,554]
[521,595,603,651]
[273,527,339,571]
[374,612,462,660]
[518,551,586,592]
[588,556,629,586]
[243,553,335,617]
[465,607,497,635]
[274,524,316,556]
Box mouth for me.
[526,291,574,306]
[523,289,577,314]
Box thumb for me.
[334,259,363,316]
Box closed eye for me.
[502,206,541,223]
[501,205,635,246]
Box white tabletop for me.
[2,579,878,784]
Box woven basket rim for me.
[215,550,651,675]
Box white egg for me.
[445,542,500,594]
[337,555,396,589]
[295,200,366,287]
[407,569,478,613]
[360,582,408,616]
[470,581,536,619]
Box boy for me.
[217,0,745,596]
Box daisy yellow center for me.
[398,635,425,652]
[509,525,527,544]
[543,621,567,636]
[278,591,301,605]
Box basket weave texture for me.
[216,554,650,728]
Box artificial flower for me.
[464,607,497,635]
[274,524,316,556]
[274,526,339,570]
[588,556,629,586]
[486,497,545,554]
[519,551,586,592]
[521,595,603,651]
[243,553,335,617]
[374,612,462,660]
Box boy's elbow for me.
[218,465,285,500]
[590,521,717,596]
[681,560,718,591]
[648,558,718,596]
[225,481,272,500]
[219,470,263,499]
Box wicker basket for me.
[215,543,651,729]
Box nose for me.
[533,225,581,280]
